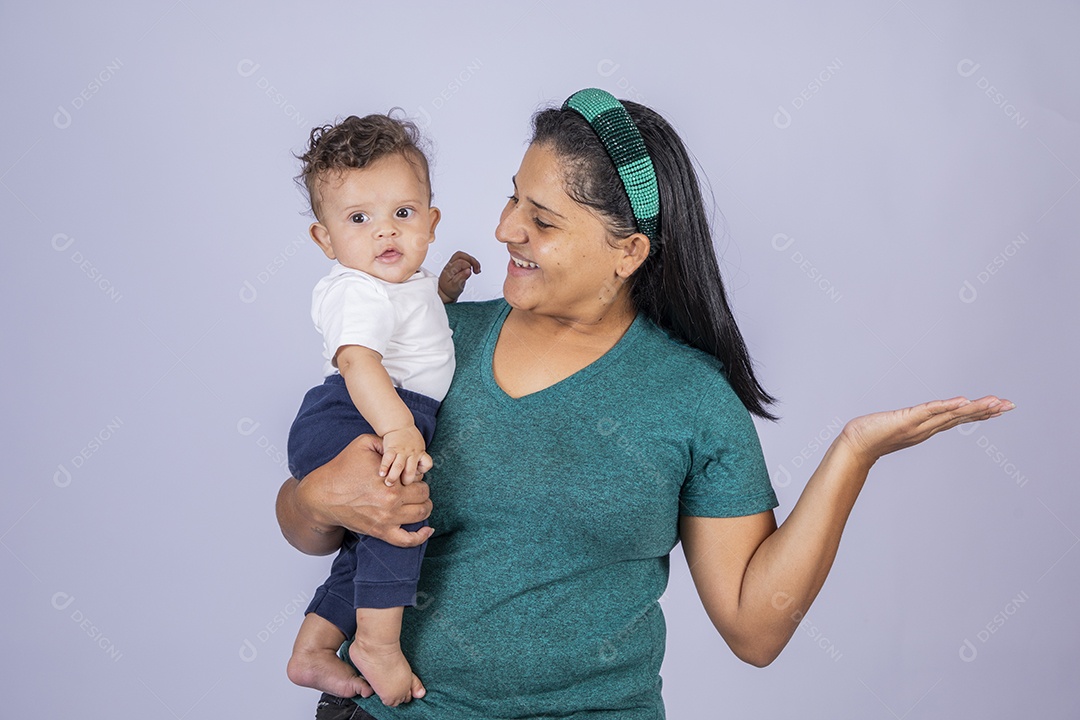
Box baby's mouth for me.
[376,248,403,262]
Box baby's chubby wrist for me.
[380,425,426,457]
[381,422,420,439]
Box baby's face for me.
[309,154,440,283]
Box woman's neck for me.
[492,294,639,399]
[507,295,637,346]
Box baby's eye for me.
[395,208,415,219]
[350,212,368,224]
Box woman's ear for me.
[309,222,336,259]
[615,232,651,279]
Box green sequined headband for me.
[562,88,661,251]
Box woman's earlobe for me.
[616,232,651,278]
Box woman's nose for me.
[495,206,522,245]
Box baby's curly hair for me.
[296,112,431,219]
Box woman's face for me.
[495,142,633,322]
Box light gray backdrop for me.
[3,1,1076,718]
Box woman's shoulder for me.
[445,297,508,333]
[634,315,728,383]
[631,315,756,417]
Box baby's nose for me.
[373,219,399,237]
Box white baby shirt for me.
[312,263,455,402]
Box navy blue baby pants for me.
[287,373,439,636]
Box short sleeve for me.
[680,377,779,517]
[314,273,396,361]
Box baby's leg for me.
[348,607,425,706]
[288,613,372,699]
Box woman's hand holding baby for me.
[277,433,434,555]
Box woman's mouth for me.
[507,255,539,277]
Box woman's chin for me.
[501,279,532,309]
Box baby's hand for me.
[380,426,433,485]
[438,251,481,303]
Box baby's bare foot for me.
[287,645,372,699]
[348,639,425,706]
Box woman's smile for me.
[496,143,632,319]
[508,252,539,275]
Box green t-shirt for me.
[354,298,778,720]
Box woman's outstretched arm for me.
[681,395,1014,667]
[276,433,434,556]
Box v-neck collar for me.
[480,299,647,405]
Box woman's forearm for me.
[733,433,872,663]
[687,396,1011,667]
[274,434,435,555]
[276,476,346,556]
[684,432,873,666]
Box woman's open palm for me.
[840,395,1015,465]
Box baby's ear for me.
[427,207,442,240]
[309,222,335,259]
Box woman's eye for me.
[506,194,519,204]
[395,208,414,219]
[350,213,368,224]
[533,217,552,230]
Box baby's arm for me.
[336,345,431,485]
[438,251,481,303]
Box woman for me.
[276,89,1012,719]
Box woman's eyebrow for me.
[512,175,567,220]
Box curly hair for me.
[295,112,431,218]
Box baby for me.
[284,113,477,705]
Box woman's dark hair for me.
[531,100,780,421]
